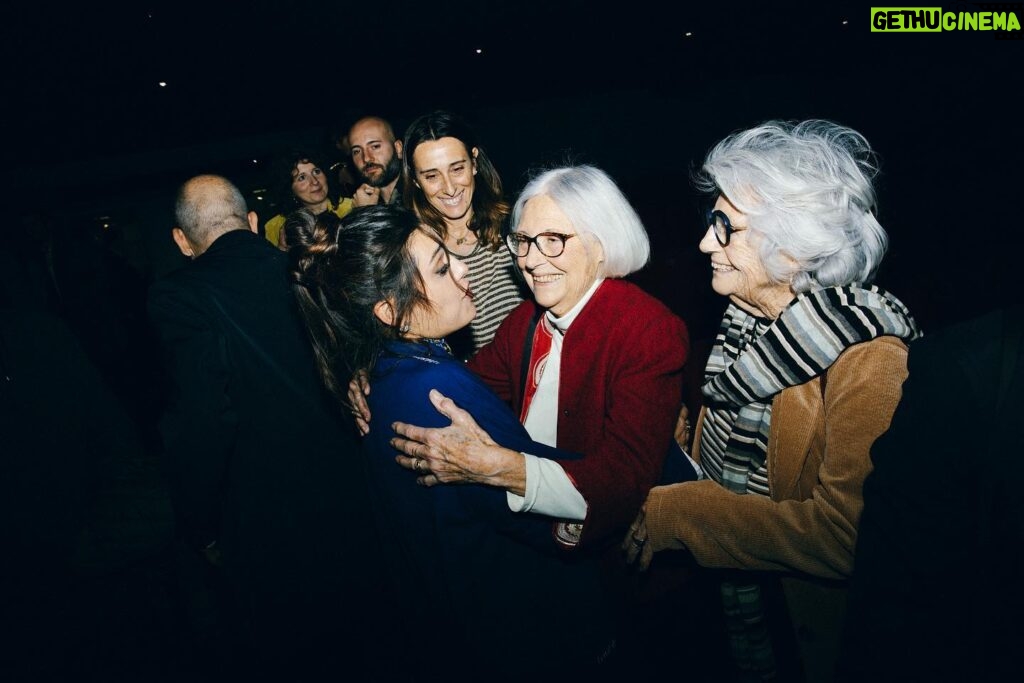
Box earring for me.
[399,323,411,334]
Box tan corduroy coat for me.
[645,336,909,683]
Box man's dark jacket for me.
[148,229,367,649]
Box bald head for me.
[174,175,253,256]
[348,116,396,144]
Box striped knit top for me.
[454,242,524,352]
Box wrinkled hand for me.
[391,389,506,487]
[353,183,381,207]
[622,504,655,571]
[347,370,371,435]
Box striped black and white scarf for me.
[700,284,920,680]
[700,284,921,496]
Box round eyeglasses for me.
[505,231,576,258]
[705,208,735,247]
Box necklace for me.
[451,229,474,247]
[421,337,453,355]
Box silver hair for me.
[696,119,888,292]
[511,165,649,278]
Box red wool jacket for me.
[469,279,689,547]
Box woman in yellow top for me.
[264,150,354,249]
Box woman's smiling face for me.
[699,194,794,319]
[411,137,477,227]
[513,194,604,317]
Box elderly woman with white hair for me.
[624,120,921,682]
[380,164,691,552]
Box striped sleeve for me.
[457,245,525,351]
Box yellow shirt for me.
[263,197,355,247]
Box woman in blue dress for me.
[289,205,613,677]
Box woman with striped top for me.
[624,120,921,683]
[402,111,524,357]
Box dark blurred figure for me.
[329,130,360,199]
[0,282,162,679]
[839,305,1024,683]
[1,212,62,311]
[148,175,374,680]
[2,211,166,451]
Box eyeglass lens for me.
[707,210,731,246]
[507,233,568,258]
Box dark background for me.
[1,2,1021,679]
[5,1,1021,337]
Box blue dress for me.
[363,338,613,673]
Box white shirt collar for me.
[546,278,605,335]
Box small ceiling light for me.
[256,196,263,201]
[475,48,482,54]
[685,32,693,37]
[158,81,167,87]
[842,20,848,25]
[252,159,258,163]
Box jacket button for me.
[563,409,570,416]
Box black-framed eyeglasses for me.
[705,208,735,247]
[505,231,576,258]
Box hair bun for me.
[289,212,340,291]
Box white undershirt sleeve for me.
[679,443,706,479]
[506,453,587,520]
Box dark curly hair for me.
[271,149,333,209]
[290,205,431,403]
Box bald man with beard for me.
[149,175,380,679]
[348,116,404,207]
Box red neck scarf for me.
[519,316,555,423]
